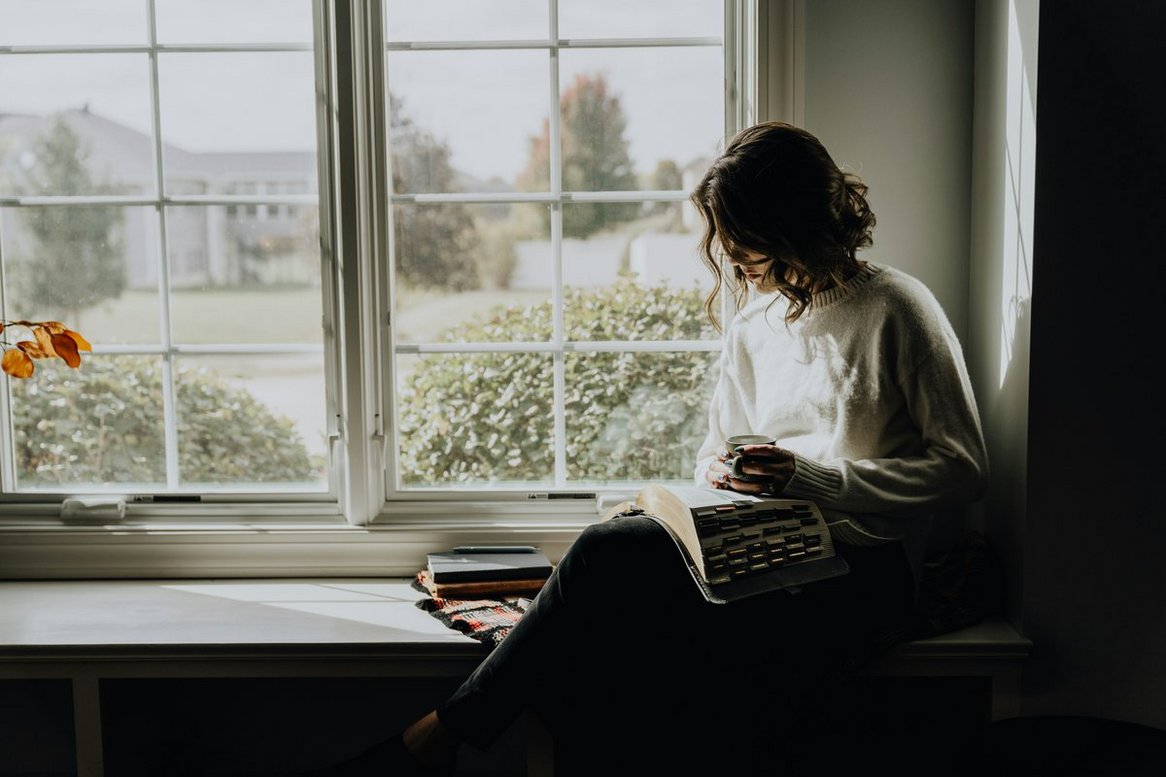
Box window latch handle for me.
[60,495,127,523]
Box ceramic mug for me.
[724,434,777,482]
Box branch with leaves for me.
[0,320,91,378]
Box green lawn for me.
[74,286,548,346]
[74,288,323,345]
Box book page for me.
[632,483,724,581]
[610,485,847,604]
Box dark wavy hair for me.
[690,121,876,327]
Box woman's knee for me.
[569,514,670,568]
[556,515,698,603]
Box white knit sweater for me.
[693,263,989,588]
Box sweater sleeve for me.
[782,315,989,518]
[692,345,738,486]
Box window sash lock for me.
[60,495,127,523]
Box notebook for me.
[426,546,554,584]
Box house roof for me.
[0,107,316,192]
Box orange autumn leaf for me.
[2,349,34,378]
[34,326,58,357]
[2,319,89,378]
[17,339,51,360]
[50,333,82,368]
[65,329,92,352]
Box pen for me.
[526,492,596,500]
[452,546,540,554]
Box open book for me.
[606,484,850,604]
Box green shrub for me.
[12,356,314,486]
[398,279,719,485]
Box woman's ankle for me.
[402,710,459,769]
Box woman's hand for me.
[705,444,796,496]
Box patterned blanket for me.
[412,575,531,648]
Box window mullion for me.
[0,191,13,489]
[548,0,567,488]
[332,0,389,524]
[312,0,344,502]
[145,0,180,488]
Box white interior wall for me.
[797,0,1166,733]
[968,0,1039,628]
[800,0,976,340]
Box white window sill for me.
[0,577,485,659]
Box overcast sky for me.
[0,0,726,182]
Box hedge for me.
[11,356,315,486]
[397,279,719,485]
[8,280,719,490]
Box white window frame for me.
[0,1,342,519]
[0,0,800,579]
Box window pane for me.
[559,47,723,192]
[393,203,551,344]
[157,52,318,194]
[166,205,323,345]
[565,350,717,484]
[385,0,547,43]
[0,0,146,46]
[154,0,313,45]
[559,0,723,40]
[175,355,327,489]
[0,205,161,345]
[383,3,731,500]
[396,352,554,487]
[0,55,154,197]
[387,49,550,193]
[9,355,166,490]
[561,202,716,341]
[1,13,329,498]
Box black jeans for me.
[436,515,915,774]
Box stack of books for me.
[418,545,554,598]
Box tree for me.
[389,96,481,292]
[517,73,640,239]
[646,158,685,224]
[13,115,126,321]
[651,158,683,189]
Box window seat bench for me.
[0,578,1031,777]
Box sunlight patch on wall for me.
[999,0,1037,389]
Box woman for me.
[691,121,988,600]
[312,121,989,776]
